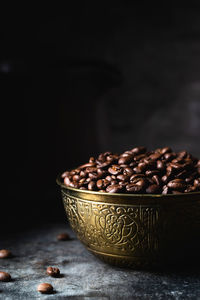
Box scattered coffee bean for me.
[37,283,53,294]
[46,267,60,277]
[57,233,70,241]
[62,147,200,194]
[0,249,12,259]
[0,271,11,282]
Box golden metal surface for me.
[57,175,200,269]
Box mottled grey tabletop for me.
[1,223,200,300]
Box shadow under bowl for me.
[57,175,200,270]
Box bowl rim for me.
[56,173,200,199]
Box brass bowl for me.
[57,175,200,269]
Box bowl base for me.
[87,248,161,270]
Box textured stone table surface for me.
[1,222,200,300]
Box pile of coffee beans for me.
[62,147,200,194]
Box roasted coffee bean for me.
[57,233,70,241]
[194,178,200,187]
[130,174,145,181]
[106,184,122,193]
[145,170,159,177]
[104,151,112,156]
[37,283,53,294]
[133,154,146,161]
[137,162,147,171]
[131,146,146,155]
[126,183,143,193]
[170,163,183,171]
[161,175,169,183]
[64,176,72,186]
[88,181,96,190]
[164,153,175,162]
[70,169,80,176]
[123,150,134,155]
[80,170,87,177]
[69,181,79,188]
[107,154,118,162]
[146,184,160,194]
[185,186,197,193]
[79,178,86,184]
[97,179,109,189]
[162,185,170,194]
[46,267,60,277]
[0,249,12,259]
[89,157,95,163]
[79,162,95,169]
[167,179,186,191]
[73,175,80,181]
[166,165,174,177]
[118,155,133,165]
[61,171,70,178]
[133,166,144,174]
[120,164,129,168]
[117,174,129,182]
[160,147,172,154]
[123,167,134,176]
[119,181,129,186]
[105,175,112,182]
[0,271,11,282]
[62,147,200,194]
[108,165,122,175]
[88,172,99,180]
[110,180,117,185]
[130,177,146,187]
[152,175,161,186]
[178,151,188,159]
[96,179,103,189]
[172,157,184,163]
[149,153,162,160]
[85,167,97,173]
[129,162,137,167]
[96,161,111,169]
[97,169,107,177]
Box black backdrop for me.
[1,3,200,235]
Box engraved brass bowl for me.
[57,175,200,269]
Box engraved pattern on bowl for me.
[57,175,200,268]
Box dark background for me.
[1,3,200,234]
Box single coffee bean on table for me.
[62,147,200,194]
[57,233,70,241]
[0,249,12,259]
[0,271,11,282]
[46,266,60,277]
[37,283,53,294]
